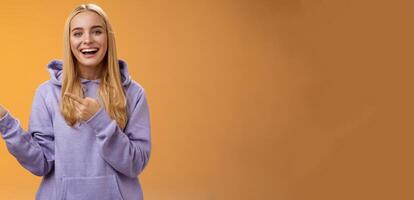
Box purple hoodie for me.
[0,60,151,200]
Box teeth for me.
[81,48,98,53]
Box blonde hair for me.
[60,4,127,129]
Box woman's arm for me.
[85,87,151,178]
[0,87,55,176]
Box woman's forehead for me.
[70,11,105,30]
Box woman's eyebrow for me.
[71,25,104,32]
[91,25,104,29]
[71,27,83,32]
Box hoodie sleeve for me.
[0,87,55,176]
[85,86,151,178]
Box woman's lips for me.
[80,48,99,58]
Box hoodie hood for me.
[47,59,132,87]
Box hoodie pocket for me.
[61,175,124,200]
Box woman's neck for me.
[77,63,103,80]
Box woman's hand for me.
[64,93,101,122]
[0,105,7,119]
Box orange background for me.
[0,0,413,199]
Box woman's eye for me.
[73,32,82,37]
[94,30,102,35]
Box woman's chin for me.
[77,60,103,68]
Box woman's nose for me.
[83,33,92,44]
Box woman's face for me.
[70,11,107,69]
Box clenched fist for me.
[64,93,101,122]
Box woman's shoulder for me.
[125,80,149,110]
[125,80,146,96]
[34,80,60,100]
[37,80,58,91]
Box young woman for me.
[0,4,151,200]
